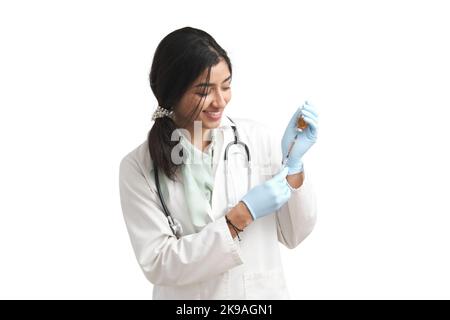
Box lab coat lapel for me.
[210,115,234,221]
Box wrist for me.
[286,171,304,190]
[228,201,253,229]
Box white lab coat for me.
[119,115,317,299]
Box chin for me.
[202,121,221,129]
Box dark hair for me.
[148,26,232,181]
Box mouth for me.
[202,109,223,121]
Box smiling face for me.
[172,58,232,134]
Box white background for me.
[1,0,449,299]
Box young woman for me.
[119,26,319,299]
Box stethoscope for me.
[153,117,251,239]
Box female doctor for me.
[119,27,319,300]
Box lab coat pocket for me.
[244,268,289,299]
[153,283,202,300]
[199,272,229,300]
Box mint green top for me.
[158,130,217,233]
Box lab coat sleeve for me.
[119,157,243,287]
[267,126,318,249]
[275,173,317,249]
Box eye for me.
[196,86,230,97]
[196,88,211,97]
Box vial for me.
[297,116,308,131]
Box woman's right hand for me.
[240,167,292,220]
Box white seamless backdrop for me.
[0,0,449,299]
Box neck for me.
[186,127,212,152]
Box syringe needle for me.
[282,133,298,167]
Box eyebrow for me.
[194,75,232,88]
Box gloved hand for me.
[240,167,291,220]
[282,101,319,174]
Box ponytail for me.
[148,116,180,181]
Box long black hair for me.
[148,27,232,181]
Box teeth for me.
[205,111,221,116]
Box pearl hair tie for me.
[152,105,173,120]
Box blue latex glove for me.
[240,167,291,220]
[282,101,319,174]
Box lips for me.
[203,110,223,120]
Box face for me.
[173,58,232,132]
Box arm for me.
[274,102,319,249]
[268,124,317,249]
[119,157,243,287]
[276,171,317,249]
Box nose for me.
[211,88,227,108]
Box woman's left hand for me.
[281,101,319,174]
